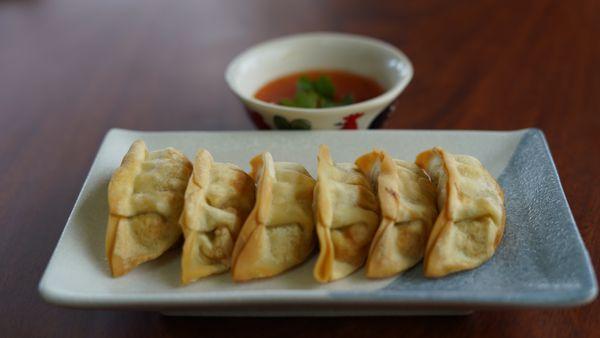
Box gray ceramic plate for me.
[38,128,597,316]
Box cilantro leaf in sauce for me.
[278,75,354,108]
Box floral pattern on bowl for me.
[335,113,364,129]
[273,115,312,130]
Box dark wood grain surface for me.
[1,0,598,337]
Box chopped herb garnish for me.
[339,94,354,106]
[297,76,313,92]
[313,76,335,99]
[278,75,355,108]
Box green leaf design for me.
[273,115,291,129]
[289,119,311,130]
[273,115,312,130]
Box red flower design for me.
[338,112,364,129]
[247,110,271,130]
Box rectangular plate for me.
[39,128,597,316]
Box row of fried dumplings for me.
[105,140,505,284]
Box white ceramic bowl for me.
[225,32,413,130]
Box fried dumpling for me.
[416,147,505,278]
[313,145,380,283]
[179,149,255,284]
[106,140,192,277]
[231,152,315,282]
[355,150,438,278]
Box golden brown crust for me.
[179,149,255,284]
[356,150,437,278]
[105,140,192,277]
[107,140,147,217]
[416,147,506,278]
[313,145,379,283]
[231,152,315,282]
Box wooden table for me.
[1,0,598,336]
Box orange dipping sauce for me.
[255,70,384,106]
